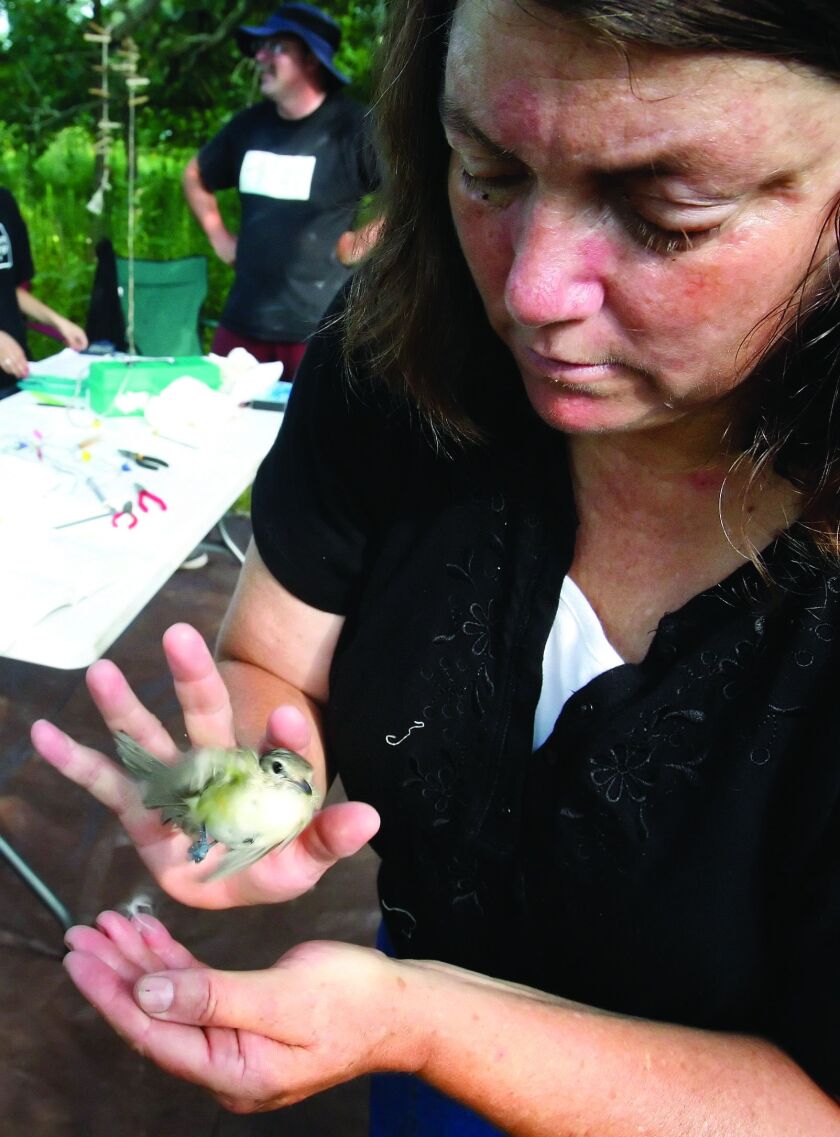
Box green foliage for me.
[0,0,383,145]
[0,0,384,356]
[332,0,386,99]
[32,126,96,191]
[1,124,239,356]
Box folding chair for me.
[115,255,208,356]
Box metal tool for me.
[55,478,167,530]
[55,503,131,530]
[110,483,167,528]
[117,448,169,470]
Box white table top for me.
[0,392,281,669]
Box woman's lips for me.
[521,347,625,383]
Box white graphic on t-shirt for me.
[0,224,13,270]
[239,151,316,201]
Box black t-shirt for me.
[0,188,34,385]
[252,311,840,1096]
[198,95,378,343]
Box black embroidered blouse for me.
[252,314,840,1096]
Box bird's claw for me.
[187,824,217,864]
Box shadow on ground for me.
[0,518,380,1137]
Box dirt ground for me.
[0,518,380,1136]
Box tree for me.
[0,0,382,146]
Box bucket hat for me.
[236,3,349,85]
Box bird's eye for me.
[272,760,285,775]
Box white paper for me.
[26,348,91,381]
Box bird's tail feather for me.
[114,731,169,781]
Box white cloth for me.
[533,575,624,750]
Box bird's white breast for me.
[208,781,309,847]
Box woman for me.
[31,0,840,1132]
[0,187,87,389]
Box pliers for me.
[111,484,168,528]
[118,448,169,471]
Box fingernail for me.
[131,913,159,934]
[136,975,174,1013]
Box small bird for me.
[114,731,323,882]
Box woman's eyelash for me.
[460,169,489,198]
[460,168,721,253]
[459,168,522,200]
[622,213,697,255]
[617,194,722,255]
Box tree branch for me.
[107,0,165,43]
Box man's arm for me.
[183,155,238,267]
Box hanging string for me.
[84,24,118,217]
[111,39,149,355]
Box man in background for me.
[183,2,380,380]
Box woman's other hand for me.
[64,912,415,1113]
[31,622,379,909]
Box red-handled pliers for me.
[137,485,167,514]
[111,484,168,528]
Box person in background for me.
[182,2,380,381]
[30,0,840,1134]
[0,187,87,394]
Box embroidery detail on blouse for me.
[399,492,511,877]
[588,706,708,839]
[748,702,804,766]
[403,748,462,827]
[590,745,653,805]
[385,720,425,746]
[461,600,496,657]
[445,851,483,912]
[381,898,417,940]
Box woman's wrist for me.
[365,955,439,1076]
[383,956,513,1079]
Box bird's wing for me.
[201,820,307,884]
[151,747,257,803]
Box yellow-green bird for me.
[114,731,323,882]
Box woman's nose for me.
[504,201,607,328]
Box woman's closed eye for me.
[458,165,528,205]
[616,185,739,255]
[619,208,722,254]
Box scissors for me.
[111,484,168,528]
[118,448,169,471]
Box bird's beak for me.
[292,778,313,795]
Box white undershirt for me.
[532,576,625,751]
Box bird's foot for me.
[187,825,217,864]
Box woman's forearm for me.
[217,656,327,770]
[395,959,840,1136]
[214,542,345,783]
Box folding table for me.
[0,389,282,928]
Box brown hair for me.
[344,0,840,549]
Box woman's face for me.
[444,0,840,438]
